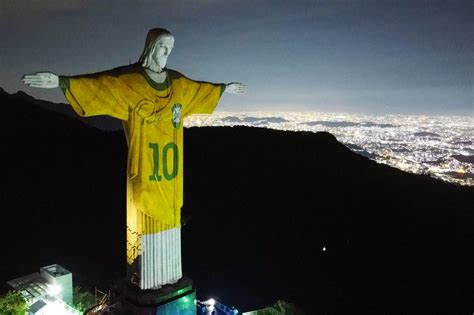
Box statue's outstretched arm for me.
[22,72,59,89]
[23,71,247,94]
[224,82,247,94]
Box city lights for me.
[186,111,473,186]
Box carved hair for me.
[139,28,173,70]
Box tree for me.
[72,286,95,312]
[270,300,305,315]
[0,290,28,315]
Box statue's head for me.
[139,28,175,73]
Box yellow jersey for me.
[60,64,225,233]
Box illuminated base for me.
[122,276,196,315]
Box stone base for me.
[121,276,196,315]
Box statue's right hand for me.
[22,72,59,89]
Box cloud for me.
[0,0,235,19]
[0,0,84,17]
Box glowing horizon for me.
[185,111,474,186]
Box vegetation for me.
[72,286,96,312]
[269,300,305,315]
[0,290,28,315]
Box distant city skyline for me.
[184,111,474,186]
[1,0,472,115]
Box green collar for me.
[140,68,170,91]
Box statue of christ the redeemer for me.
[22,28,246,290]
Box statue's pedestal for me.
[122,276,196,315]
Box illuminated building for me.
[7,264,80,315]
[197,298,239,315]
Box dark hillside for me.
[0,90,472,312]
[0,87,120,131]
[183,127,473,312]
[0,89,127,291]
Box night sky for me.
[1,0,472,114]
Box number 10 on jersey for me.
[149,142,179,181]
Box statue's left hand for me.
[22,72,59,89]
[225,82,247,94]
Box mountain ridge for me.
[1,87,121,131]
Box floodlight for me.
[204,298,216,306]
[47,284,61,296]
[44,299,77,315]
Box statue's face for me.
[152,35,175,70]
